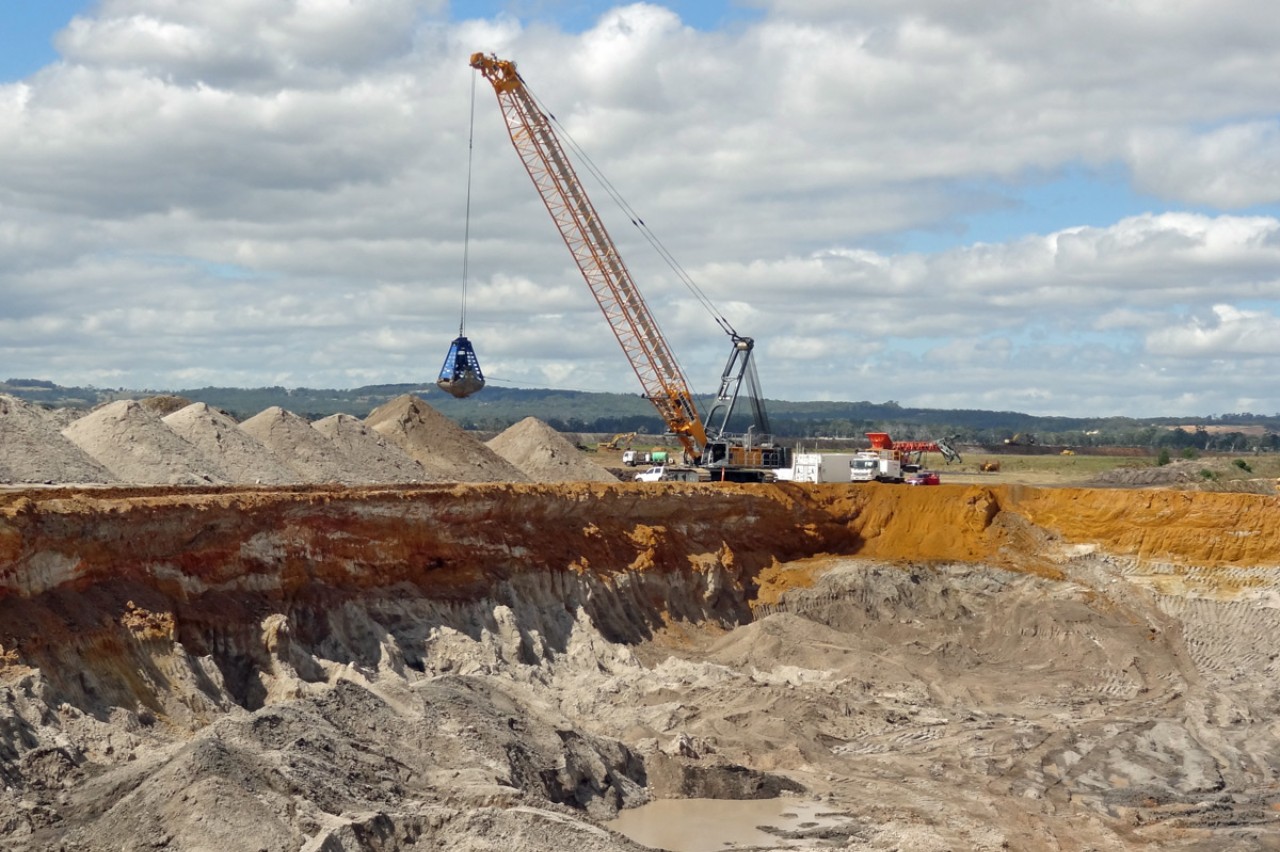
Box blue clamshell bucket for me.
[436,335,486,398]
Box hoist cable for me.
[458,70,478,337]
[522,82,739,340]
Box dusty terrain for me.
[6,393,1280,850]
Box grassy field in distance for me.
[935,449,1280,489]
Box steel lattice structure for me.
[470,53,708,461]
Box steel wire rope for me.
[520,81,739,341]
[457,70,479,337]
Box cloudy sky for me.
[2,0,1279,417]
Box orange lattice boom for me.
[470,53,707,461]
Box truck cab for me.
[850,452,903,483]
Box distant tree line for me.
[6,378,1280,450]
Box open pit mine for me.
[5,394,1280,850]
[5,481,1280,851]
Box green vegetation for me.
[936,450,1280,491]
[959,453,1144,479]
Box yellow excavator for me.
[596,432,636,451]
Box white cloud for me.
[57,0,442,86]
[1128,122,1280,209]
[1146,305,1280,358]
[2,1,1280,417]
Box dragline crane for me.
[469,52,788,480]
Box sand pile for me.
[366,394,529,483]
[40,406,90,430]
[0,394,117,485]
[61,400,227,485]
[311,413,429,483]
[1088,457,1277,493]
[238,407,366,484]
[1088,459,1201,487]
[138,394,193,417]
[487,416,619,483]
[162,403,300,486]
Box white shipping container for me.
[791,453,857,483]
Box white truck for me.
[849,450,905,483]
[622,449,671,466]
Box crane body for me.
[470,52,788,479]
[469,53,706,463]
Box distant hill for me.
[5,378,1279,451]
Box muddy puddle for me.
[605,797,853,851]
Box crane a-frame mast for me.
[469,52,708,462]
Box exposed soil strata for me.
[4,482,1280,849]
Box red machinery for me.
[866,432,962,464]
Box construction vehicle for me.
[471,53,789,483]
[623,449,670,467]
[849,434,931,481]
[634,465,702,483]
[936,436,962,464]
[849,432,961,482]
[780,433,958,484]
[850,447,905,483]
[634,465,667,482]
[887,435,961,467]
[597,432,635,451]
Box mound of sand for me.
[163,403,300,486]
[61,399,227,485]
[1089,459,1203,487]
[365,394,529,483]
[138,394,193,417]
[40,406,91,430]
[311,413,429,483]
[487,416,619,483]
[0,394,117,485]
[238,407,366,484]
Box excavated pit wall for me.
[0,483,856,717]
[6,481,1280,850]
[4,481,1279,718]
